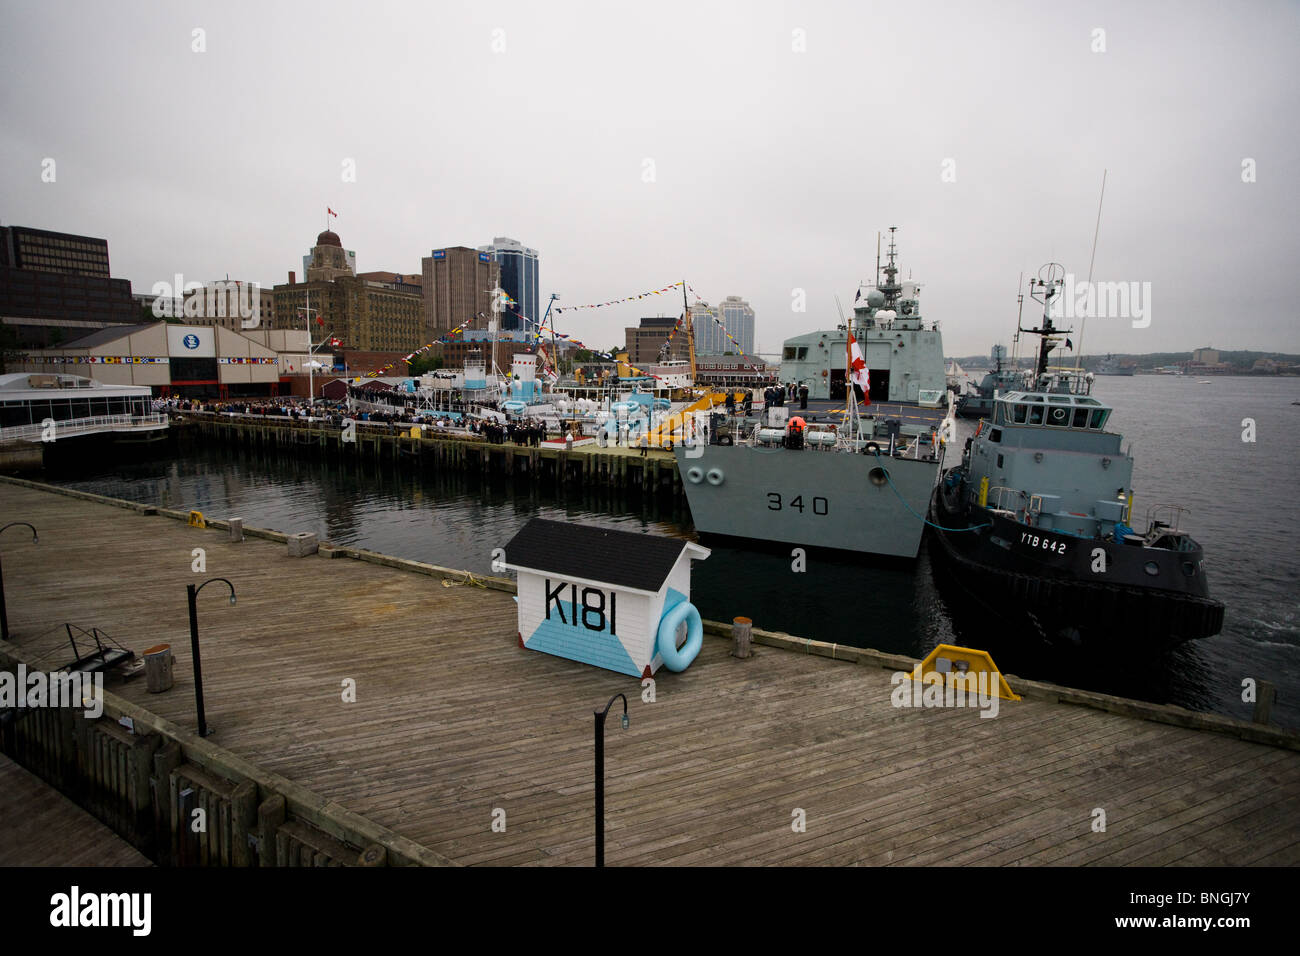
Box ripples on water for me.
[41,376,1300,729]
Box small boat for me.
[955,344,1023,419]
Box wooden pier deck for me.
[0,753,151,866]
[2,479,1298,866]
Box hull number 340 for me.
[766,493,829,515]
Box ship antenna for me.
[1012,271,1024,369]
[834,294,848,331]
[1074,169,1107,372]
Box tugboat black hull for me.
[928,482,1224,649]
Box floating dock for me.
[1,477,1297,866]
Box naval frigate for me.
[673,228,950,559]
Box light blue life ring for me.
[657,600,703,672]
[686,466,704,484]
[706,468,724,486]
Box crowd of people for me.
[762,382,810,410]
[164,397,468,433]
[473,420,549,446]
[163,385,816,449]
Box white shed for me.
[502,518,711,678]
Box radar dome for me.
[865,289,885,308]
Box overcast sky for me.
[2,0,1296,358]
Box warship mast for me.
[1020,263,1074,382]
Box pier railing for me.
[0,413,168,443]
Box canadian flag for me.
[328,207,337,218]
[848,332,871,405]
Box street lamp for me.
[594,692,630,867]
[0,522,38,640]
[186,578,236,737]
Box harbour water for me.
[38,375,1300,730]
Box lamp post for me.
[0,522,38,641]
[187,578,236,737]
[594,692,629,867]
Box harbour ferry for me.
[928,264,1224,648]
[0,372,166,443]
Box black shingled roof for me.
[503,518,692,593]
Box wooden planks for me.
[0,753,152,866]
[2,479,1298,867]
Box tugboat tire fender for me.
[706,468,725,486]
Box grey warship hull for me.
[673,442,940,558]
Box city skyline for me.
[1,1,1296,358]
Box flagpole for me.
[848,333,861,440]
[306,287,313,409]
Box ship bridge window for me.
[1047,406,1070,426]
[1072,407,1089,428]
[1090,409,1108,429]
[1028,405,1045,425]
[782,346,796,360]
[1012,404,1028,424]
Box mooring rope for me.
[871,450,990,533]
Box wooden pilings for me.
[177,414,685,502]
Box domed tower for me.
[306,229,355,282]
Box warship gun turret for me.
[928,264,1224,647]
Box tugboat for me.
[928,264,1224,648]
[673,228,949,559]
[955,344,1024,418]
